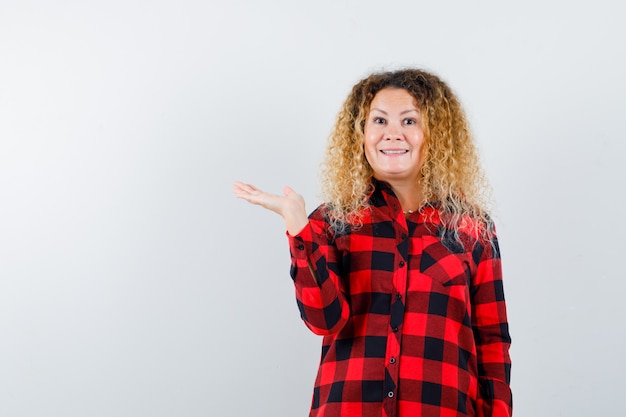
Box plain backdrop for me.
[1,1,624,416]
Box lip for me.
[380,149,409,155]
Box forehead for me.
[369,88,419,110]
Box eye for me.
[373,117,386,125]
[403,118,417,126]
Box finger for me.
[232,181,248,194]
[234,182,266,200]
[232,182,251,197]
[233,185,276,209]
[235,192,266,207]
[232,187,251,198]
[233,181,254,192]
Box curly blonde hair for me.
[321,68,494,240]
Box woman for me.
[233,69,512,417]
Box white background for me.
[1,1,624,416]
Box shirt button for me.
[399,261,405,267]
[401,233,407,240]
[390,357,396,364]
[297,244,304,250]
[387,391,394,398]
[392,326,398,332]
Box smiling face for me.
[363,88,425,187]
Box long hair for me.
[321,68,494,240]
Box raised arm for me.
[233,181,350,335]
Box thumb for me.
[282,186,295,196]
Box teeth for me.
[381,150,408,155]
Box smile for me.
[380,150,408,155]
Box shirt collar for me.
[368,177,442,217]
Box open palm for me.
[233,181,309,235]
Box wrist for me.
[285,216,308,236]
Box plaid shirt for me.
[288,180,512,417]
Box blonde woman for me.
[233,69,512,417]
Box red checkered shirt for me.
[288,180,512,417]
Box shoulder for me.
[308,203,331,222]
[429,208,498,259]
[308,203,374,240]
[306,204,342,242]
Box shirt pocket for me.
[419,235,470,287]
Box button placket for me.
[383,188,409,411]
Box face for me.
[363,88,425,185]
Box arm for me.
[233,181,349,335]
[471,235,513,417]
[288,209,350,335]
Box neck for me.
[386,181,423,213]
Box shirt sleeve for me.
[470,234,513,417]
[287,210,350,336]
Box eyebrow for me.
[370,108,419,115]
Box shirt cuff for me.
[287,221,313,260]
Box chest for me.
[334,219,475,305]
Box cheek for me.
[416,141,427,167]
[362,135,373,156]
[363,144,374,166]
[414,134,426,153]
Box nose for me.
[384,121,404,140]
